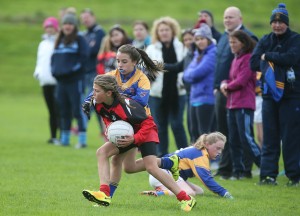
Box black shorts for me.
[117,142,157,157]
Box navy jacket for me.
[250,28,300,99]
[82,24,105,73]
[51,35,89,82]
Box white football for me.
[106,120,134,144]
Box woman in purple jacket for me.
[220,30,261,180]
[183,23,216,143]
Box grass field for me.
[1,0,300,215]
[0,94,299,215]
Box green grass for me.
[0,94,299,216]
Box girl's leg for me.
[185,181,204,195]
[96,142,120,186]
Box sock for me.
[160,157,173,169]
[60,130,70,145]
[100,184,110,197]
[176,191,190,202]
[109,182,119,197]
[78,132,87,145]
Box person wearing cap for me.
[213,7,258,180]
[33,17,60,145]
[51,13,89,149]
[250,3,300,186]
[194,10,221,42]
[183,23,216,143]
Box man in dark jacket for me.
[213,6,258,179]
[80,8,106,94]
[250,3,300,186]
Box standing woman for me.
[51,14,89,148]
[34,17,60,144]
[183,24,216,143]
[220,30,261,179]
[132,20,151,49]
[96,25,132,75]
[146,16,188,156]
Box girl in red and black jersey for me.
[82,75,196,212]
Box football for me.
[106,120,134,144]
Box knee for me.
[144,164,157,175]
[123,164,135,174]
[111,155,122,167]
[96,143,109,158]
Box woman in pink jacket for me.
[220,30,261,180]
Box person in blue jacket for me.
[51,13,89,148]
[183,23,216,143]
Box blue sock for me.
[109,182,118,197]
[60,130,70,145]
[160,157,173,170]
[78,132,87,145]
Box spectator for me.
[220,30,261,180]
[51,14,89,148]
[132,20,151,49]
[33,17,60,145]
[213,6,258,179]
[183,24,217,143]
[250,3,300,186]
[194,9,221,42]
[146,16,188,156]
[109,25,132,52]
[80,8,105,95]
[80,8,106,137]
[162,29,194,142]
[96,25,132,75]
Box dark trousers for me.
[227,109,261,175]
[149,95,188,157]
[57,80,87,132]
[215,91,232,176]
[261,98,300,181]
[190,104,215,143]
[215,91,254,176]
[42,85,59,139]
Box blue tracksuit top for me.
[51,34,89,82]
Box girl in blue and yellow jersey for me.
[142,132,233,198]
[83,44,159,116]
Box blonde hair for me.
[151,16,181,44]
[98,35,113,54]
[194,132,226,150]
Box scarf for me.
[161,40,179,114]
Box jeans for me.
[227,108,261,175]
[215,91,232,176]
[149,95,188,156]
[261,98,300,181]
[57,80,87,132]
[190,104,215,143]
